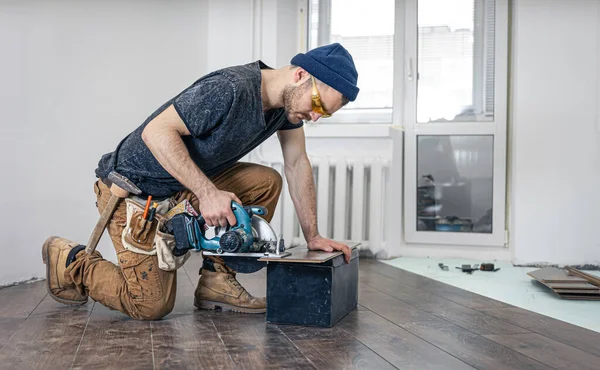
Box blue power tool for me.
[169,202,283,257]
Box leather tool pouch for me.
[121,198,191,271]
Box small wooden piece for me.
[546,282,600,290]
[259,242,360,263]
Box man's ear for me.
[292,67,310,85]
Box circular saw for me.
[168,201,286,257]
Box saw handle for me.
[196,203,267,228]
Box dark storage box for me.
[264,245,359,327]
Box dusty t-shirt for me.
[95,61,301,196]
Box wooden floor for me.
[1,255,599,370]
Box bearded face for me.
[282,79,312,124]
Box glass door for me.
[403,0,508,246]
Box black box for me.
[265,245,359,327]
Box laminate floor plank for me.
[484,332,600,370]
[0,295,93,370]
[152,269,235,370]
[0,281,48,350]
[279,323,397,370]
[0,318,25,350]
[364,260,600,358]
[361,259,511,309]
[359,285,552,370]
[0,280,47,318]
[336,310,475,370]
[70,303,153,370]
[210,313,315,370]
[479,306,600,357]
[360,266,530,335]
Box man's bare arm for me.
[141,104,240,227]
[277,128,351,262]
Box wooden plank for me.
[280,322,397,370]
[71,303,153,369]
[528,267,587,283]
[553,289,600,294]
[360,259,511,310]
[364,260,600,357]
[210,313,315,369]
[336,310,475,370]
[152,269,234,370]
[259,242,360,263]
[0,295,93,369]
[565,266,600,286]
[478,306,600,356]
[546,282,600,290]
[360,264,529,335]
[0,281,48,350]
[358,284,551,369]
[558,294,600,300]
[484,333,600,370]
[0,318,26,351]
[0,281,47,318]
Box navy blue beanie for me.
[291,43,359,101]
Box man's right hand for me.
[198,188,243,228]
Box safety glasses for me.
[310,75,332,118]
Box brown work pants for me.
[65,162,282,320]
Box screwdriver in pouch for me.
[147,202,158,222]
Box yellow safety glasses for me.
[310,75,332,118]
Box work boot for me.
[42,236,88,306]
[194,262,266,313]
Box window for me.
[416,0,495,122]
[308,0,395,112]
[308,0,495,124]
[403,0,508,247]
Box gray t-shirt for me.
[95,61,301,197]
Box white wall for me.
[4,0,600,285]
[0,0,210,285]
[510,0,600,265]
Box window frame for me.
[403,0,509,247]
[306,0,497,125]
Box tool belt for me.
[121,197,191,271]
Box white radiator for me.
[262,157,390,252]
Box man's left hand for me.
[307,236,352,263]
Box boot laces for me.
[226,274,243,291]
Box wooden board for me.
[527,267,587,283]
[554,289,600,294]
[546,282,600,290]
[559,295,600,300]
[565,266,600,286]
[484,333,600,370]
[259,242,360,263]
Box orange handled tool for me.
[143,195,153,219]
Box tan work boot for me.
[194,263,266,313]
[42,236,88,306]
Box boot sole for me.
[42,236,88,306]
[194,297,266,314]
